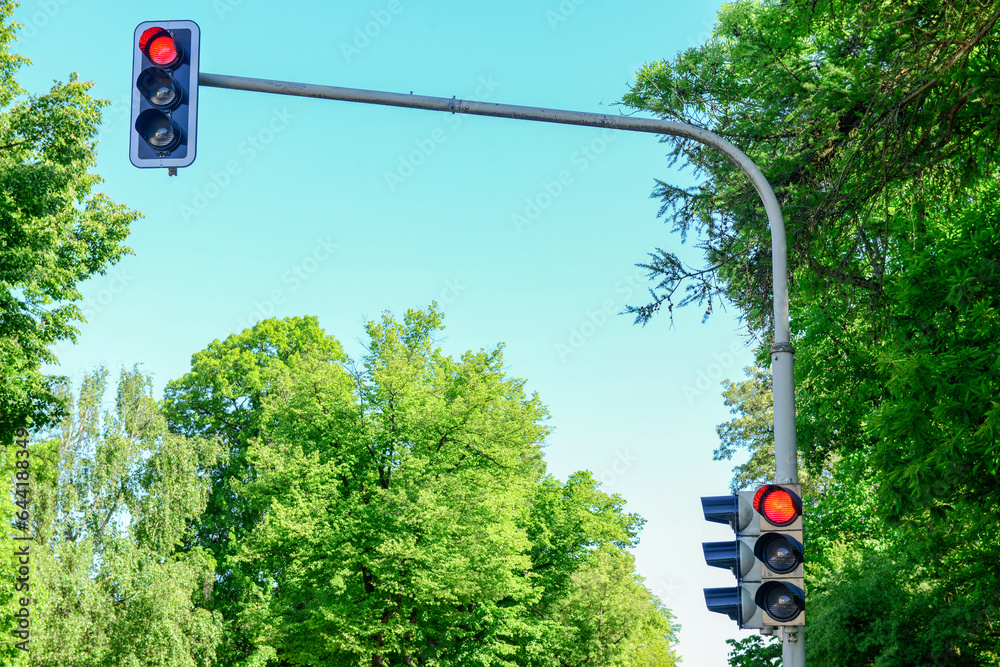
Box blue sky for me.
[15,0,766,662]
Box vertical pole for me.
[782,626,805,666]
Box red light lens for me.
[761,488,797,525]
[140,27,179,67]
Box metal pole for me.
[199,71,803,663]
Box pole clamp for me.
[770,342,794,355]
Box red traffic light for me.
[139,27,180,68]
[130,20,199,169]
[753,484,800,526]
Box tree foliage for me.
[555,546,679,667]
[0,4,140,658]
[621,0,1000,334]
[165,307,679,667]
[713,363,774,493]
[806,537,999,667]
[870,183,1000,522]
[0,0,140,444]
[2,367,224,666]
[723,635,781,667]
[621,0,1000,662]
[162,315,348,666]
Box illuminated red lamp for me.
[752,484,800,526]
[139,27,180,68]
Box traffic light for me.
[752,483,805,625]
[701,483,804,628]
[130,20,200,169]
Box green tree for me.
[162,315,345,667]
[620,0,1000,661]
[239,307,549,665]
[166,307,678,666]
[620,0,999,335]
[0,6,139,656]
[713,363,774,493]
[0,0,140,444]
[870,183,1000,523]
[724,636,781,667]
[14,367,224,666]
[806,534,1000,667]
[554,546,679,667]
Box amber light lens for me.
[136,68,182,109]
[760,533,801,573]
[754,581,805,623]
[140,27,180,68]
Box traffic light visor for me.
[703,540,756,578]
[704,587,754,624]
[701,495,738,526]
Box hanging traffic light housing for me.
[130,20,200,169]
